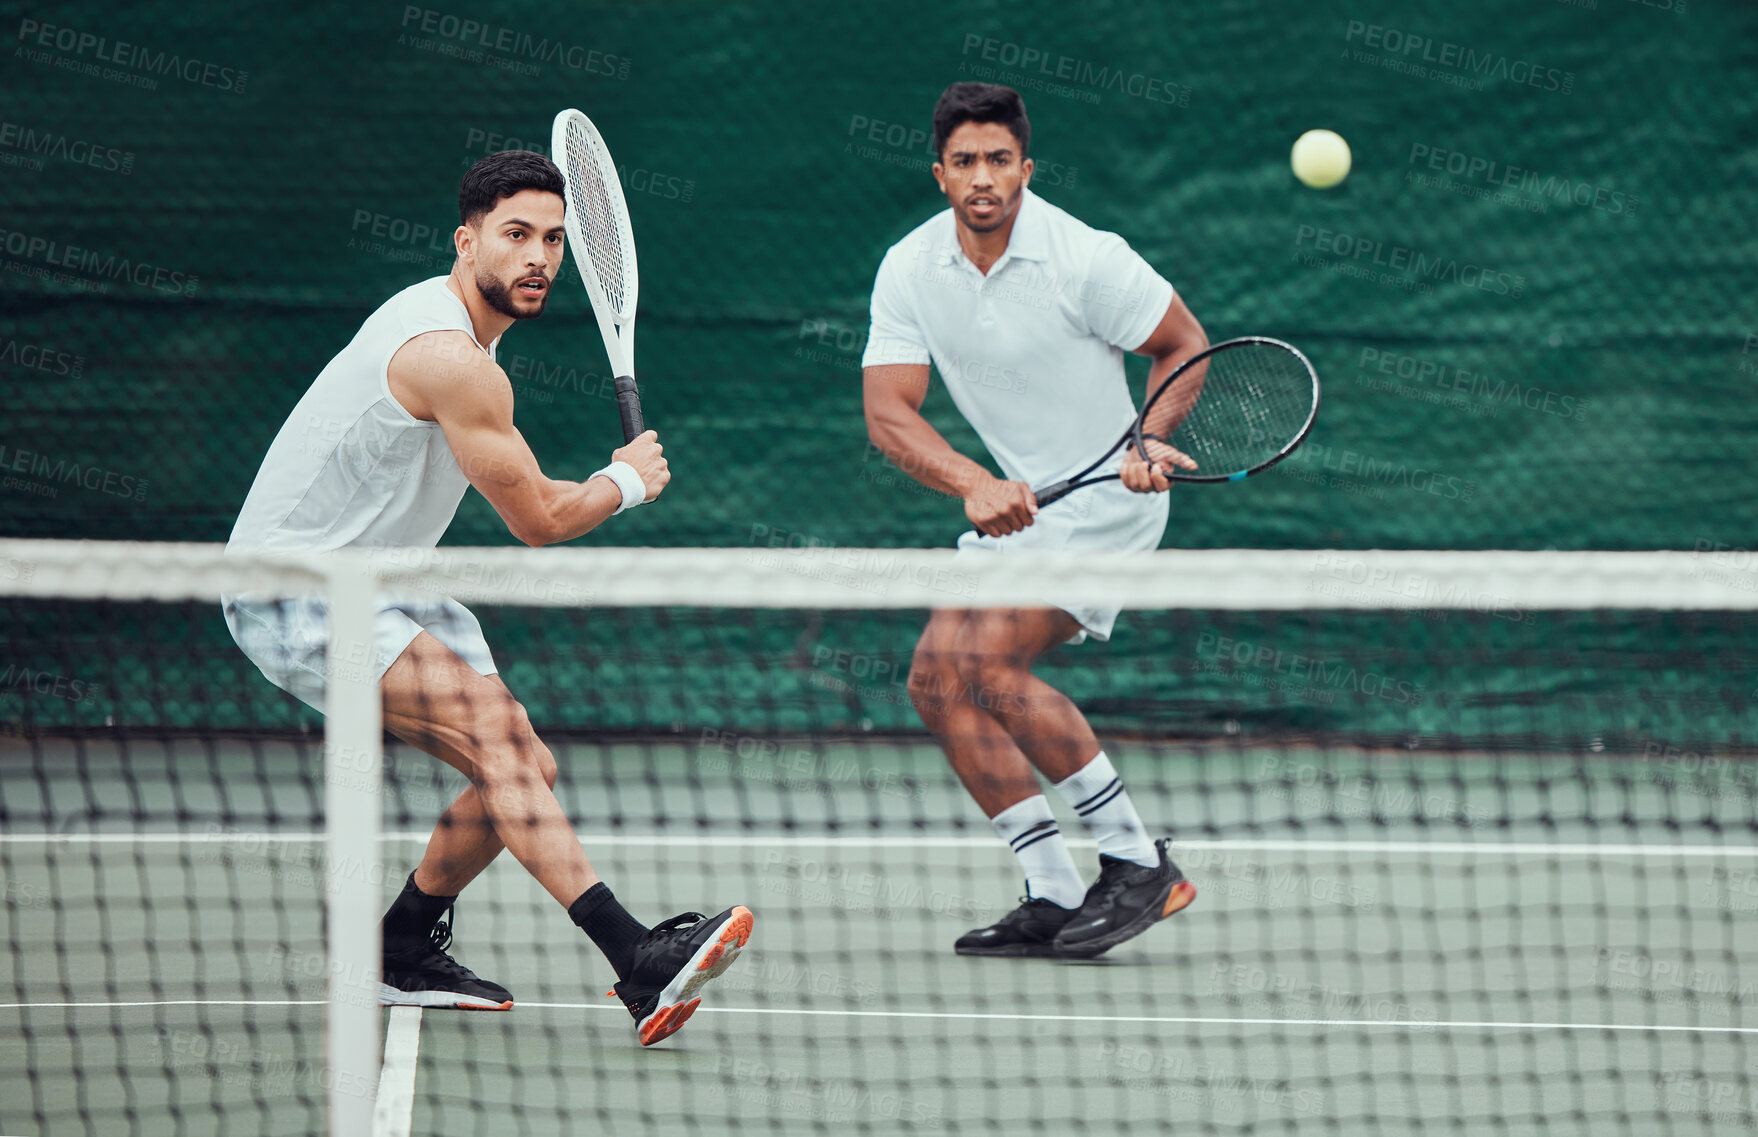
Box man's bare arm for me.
[862,364,986,497]
[1136,292,1210,434]
[1120,294,1209,493]
[862,363,1037,536]
[388,331,669,546]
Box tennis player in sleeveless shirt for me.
[223,151,750,1046]
[863,83,1206,958]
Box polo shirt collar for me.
[1002,188,1050,263]
[937,187,1049,271]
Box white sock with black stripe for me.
[1054,752,1157,868]
[990,795,1085,909]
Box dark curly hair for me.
[458,150,565,226]
[932,82,1030,161]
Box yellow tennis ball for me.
[1292,129,1351,189]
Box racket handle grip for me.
[1033,479,1073,507]
[614,374,645,443]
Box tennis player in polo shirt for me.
[861,82,1207,959]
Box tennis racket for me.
[1033,336,1320,507]
[551,108,644,442]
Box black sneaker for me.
[955,896,1080,957]
[609,906,753,1046]
[1052,839,1196,959]
[379,907,513,1011]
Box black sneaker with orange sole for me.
[609,906,754,1046]
[954,896,1080,957]
[1052,838,1196,959]
[379,910,514,1011]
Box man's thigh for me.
[381,631,524,773]
[952,607,1084,667]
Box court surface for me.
[4,736,1755,1135]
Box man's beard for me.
[477,267,546,319]
[956,190,1016,234]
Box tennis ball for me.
[1291,130,1351,189]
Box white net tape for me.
[1,542,1754,610]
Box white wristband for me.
[591,460,647,515]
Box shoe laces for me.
[1006,896,1064,923]
[639,913,706,955]
[645,911,707,944]
[1087,859,1139,905]
[429,904,456,956]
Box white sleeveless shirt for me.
[228,277,495,553]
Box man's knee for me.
[466,696,548,782]
[909,622,965,716]
[907,655,958,715]
[952,639,1029,695]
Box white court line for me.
[4,997,1755,1036]
[0,999,326,1008]
[494,1002,1758,1036]
[372,1007,422,1137]
[2,830,1754,857]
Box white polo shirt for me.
[861,188,1175,488]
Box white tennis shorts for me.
[221,592,498,712]
[955,474,1170,643]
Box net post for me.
[323,556,382,1137]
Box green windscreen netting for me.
[3,0,1755,736]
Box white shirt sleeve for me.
[861,247,932,368]
[1079,234,1176,352]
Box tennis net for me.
[2,541,1755,1136]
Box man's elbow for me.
[864,399,907,451]
[1177,319,1209,357]
[509,512,562,548]
[1159,329,1207,363]
[1186,312,1211,354]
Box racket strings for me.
[562,121,631,318]
[1167,344,1315,473]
